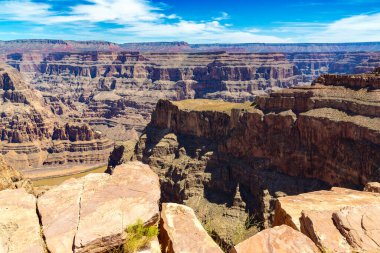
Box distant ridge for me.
[0,39,380,53]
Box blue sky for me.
[0,0,379,43]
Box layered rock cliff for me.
[4,50,380,137]
[134,69,380,247]
[0,64,113,170]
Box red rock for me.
[300,210,351,252]
[273,187,380,230]
[0,188,45,253]
[333,205,380,252]
[38,161,160,253]
[159,203,223,253]
[230,225,319,253]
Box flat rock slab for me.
[160,203,223,253]
[230,225,320,253]
[0,188,45,253]
[273,187,380,230]
[300,210,351,253]
[38,161,160,253]
[333,205,380,252]
[274,187,380,253]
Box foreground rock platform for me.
[274,187,380,252]
[38,161,160,253]
[159,203,223,253]
[0,188,45,253]
[231,225,319,253]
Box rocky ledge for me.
[273,187,380,253]
[2,161,380,252]
[134,69,380,246]
[0,162,161,253]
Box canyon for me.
[0,64,113,171]
[0,64,378,253]
[2,41,380,141]
[133,68,380,249]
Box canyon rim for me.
[0,0,380,252]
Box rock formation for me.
[273,187,380,253]
[3,49,380,137]
[159,203,223,253]
[230,225,319,253]
[0,154,33,192]
[134,69,380,246]
[0,64,113,171]
[0,162,161,253]
[0,188,46,253]
[364,182,380,193]
[37,161,160,253]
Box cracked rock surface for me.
[231,225,320,253]
[0,188,45,253]
[37,161,160,253]
[274,187,380,253]
[159,203,223,253]
[333,205,380,252]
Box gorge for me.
[0,40,379,253]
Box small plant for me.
[124,219,159,253]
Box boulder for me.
[0,188,45,253]
[37,177,83,253]
[274,187,380,253]
[364,182,380,193]
[300,210,351,252]
[333,205,380,252]
[159,203,223,253]
[273,187,380,230]
[230,225,320,253]
[38,161,160,253]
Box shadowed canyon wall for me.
[133,69,380,246]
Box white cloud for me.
[0,0,52,22]
[305,13,380,42]
[214,12,230,21]
[0,0,379,43]
[112,20,287,43]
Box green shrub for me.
[124,219,159,253]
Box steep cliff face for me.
[6,51,300,134]
[134,69,380,246]
[0,64,113,170]
[5,50,380,136]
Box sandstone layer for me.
[0,64,113,170]
[230,225,319,253]
[273,187,380,253]
[3,49,380,138]
[37,161,160,253]
[0,154,33,192]
[159,203,223,253]
[134,69,380,246]
[0,188,46,253]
